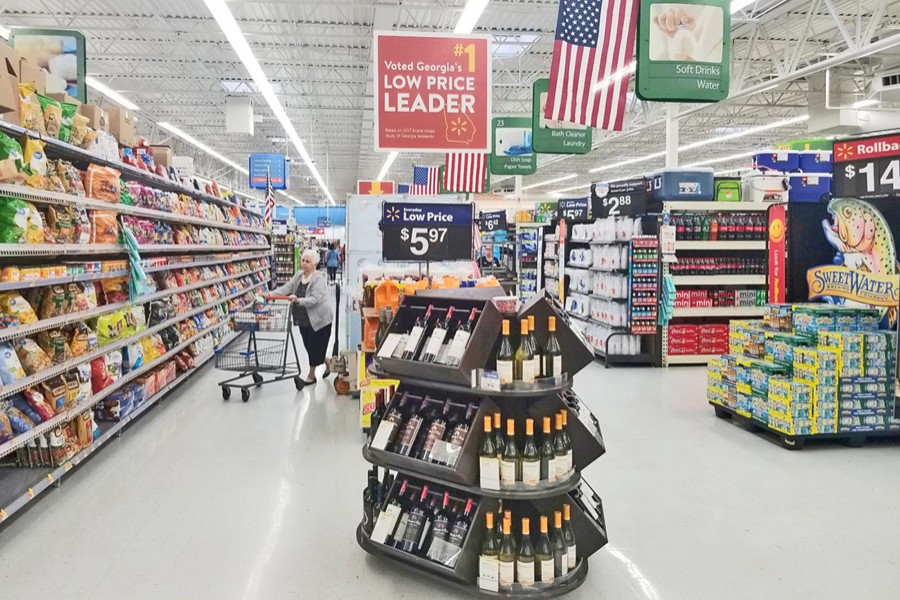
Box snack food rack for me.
[0,117,273,525]
[358,289,609,598]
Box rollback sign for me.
[374,32,491,152]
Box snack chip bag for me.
[6,407,35,434]
[12,394,43,424]
[41,376,68,413]
[38,285,67,319]
[37,328,73,365]
[0,411,12,444]
[63,372,79,408]
[89,210,119,244]
[66,321,90,357]
[73,207,91,243]
[0,197,44,243]
[84,165,121,202]
[15,337,53,375]
[37,95,63,138]
[100,277,128,305]
[24,387,55,420]
[59,103,78,143]
[70,113,90,147]
[18,83,46,134]
[0,340,26,384]
[140,335,160,363]
[0,131,24,169]
[66,282,88,312]
[22,138,49,189]
[57,160,86,196]
[45,205,74,243]
[95,310,126,346]
[81,281,98,308]
[0,291,38,325]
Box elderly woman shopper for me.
[271,248,334,385]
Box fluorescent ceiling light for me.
[679,114,809,152]
[683,150,756,168]
[522,173,577,191]
[202,0,334,204]
[84,76,141,111]
[455,0,490,34]
[593,62,636,92]
[852,98,879,109]
[158,121,248,174]
[590,151,666,173]
[277,190,304,205]
[377,152,398,181]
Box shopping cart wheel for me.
[252,373,264,386]
[222,387,231,401]
[334,377,351,395]
[294,376,304,391]
[241,389,250,402]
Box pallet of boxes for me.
[707,304,899,449]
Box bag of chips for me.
[6,407,35,434]
[0,340,25,384]
[74,363,92,404]
[84,164,121,202]
[100,277,128,305]
[0,197,44,243]
[123,342,144,372]
[0,292,38,327]
[0,131,24,170]
[22,138,49,189]
[89,210,118,244]
[37,328,73,365]
[59,103,78,143]
[37,95,63,138]
[95,310,126,346]
[41,375,68,413]
[63,373,79,409]
[14,337,52,375]
[66,282,88,313]
[70,113,90,147]
[0,411,13,444]
[38,284,67,319]
[19,83,46,134]
[73,207,91,243]
[140,335,160,363]
[24,387,55,420]
[81,281,98,308]
[57,160,86,196]
[11,394,43,424]
[45,205,74,243]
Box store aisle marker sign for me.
[382,202,475,261]
[249,154,287,190]
[374,32,492,152]
[635,0,731,102]
[531,79,591,154]
[490,117,537,175]
[834,133,900,200]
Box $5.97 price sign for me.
[556,197,591,221]
[382,202,474,261]
[834,133,900,200]
[592,178,648,218]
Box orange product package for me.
[83,165,122,202]
[89,210,119,244]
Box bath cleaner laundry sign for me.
[374,32,491,153]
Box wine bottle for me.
[516,517,535,585]
[540,416,556,483]
[551,511,568,577]
[445,497,474,567]
[376,307,388,346]
[562,503,577,571]
[480,511,499,583]
[387,479,412,547]
[493,412,504,458]
[445,307,477,367]
[418,398,451,462]
[521,418,541,486]
[442,402,476,466]
[500,419,519,486]
[535,515,554,584]
[560,410,573,474]
[503,510,516,551]
[418,495,439,553]
[514,319,535,383]
[553,413,568,480]
[381,391,410,452]
[527,315,542,378]
[426,491,453,561]
[543,316,562,378]
[396,396,430,456]
[498,516,517,587]
[422,306,454,363]
[479,415,499,486]
[402,305,433,360]
[496,320,514,385]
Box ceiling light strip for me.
[522,173,577,191]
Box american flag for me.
[544,0,639,131]
[411,165,440,195]
[443,153,487,193]
[264,166,275,228]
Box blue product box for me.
[797,150,833,173]
[754,151,800,172]
[648,168,715,202]
[788,174,831,202]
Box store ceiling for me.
[1,0,898,204]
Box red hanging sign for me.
[768,204,786,303]
[374,32,492,153]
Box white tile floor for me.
[2,353,900,599]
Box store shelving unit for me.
[272,233,299,287]
[660,201,769,367]
[479,224,518,296]
[0,121,273,525]
[542,223,563,302]
[359,291,609,597]
[516,223,545,303]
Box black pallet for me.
[710,402,900,450]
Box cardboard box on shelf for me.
[18,59,45,95]
[0,45,18,117]
[107,106,135,147]
[48,92,81,107]
[149,145,173,167]
[173,155,194,180]
[78,103,109,131]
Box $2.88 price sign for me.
[382,202,474,261]
[592,178,647,218]
[834,134,900,200]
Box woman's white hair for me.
[301,248,320,264]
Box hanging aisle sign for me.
[557,197,591,221]
[374,32,492,153]
[833,133,900,200]
[635,0,731,102]
[382,202,475,261]
[490,116,537,175]
[531,79,591,154]
[592,178,648,217]
[479,210,507,233]
[249,154,287,190]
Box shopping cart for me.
[216,296,303,402]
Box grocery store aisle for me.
[2,361,900,599]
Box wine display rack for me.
[358,289,609,598]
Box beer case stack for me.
[358,288,609,597]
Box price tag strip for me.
[382,202,475,261]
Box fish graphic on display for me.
[821,198,899,327]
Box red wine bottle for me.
[445,497,474,567]
[418,398,451,462]
[426,491,453,560]
[399,486,430,553]
[422,306,455,363]
[402,305,433,360]
[396,396,430,456]
[445,307,477,367]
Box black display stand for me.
[358,290,609,597]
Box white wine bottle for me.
[496,320,514,385]
[498,516,517,587]
[514,319,535,383]
[540,416,556,483]
[562,503,577,571]
[516,517,535,585]
[521,418,540,486]
[527,315,542,378]
[535,515,554,584]
[543,316,562,377]
[500,419,519,486]
[551,510,568,577]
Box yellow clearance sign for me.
[807,265,900,307]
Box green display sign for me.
[10,29,87,102]
[531,79,592,154]
[635,0,730,103]
[490,116,537,176]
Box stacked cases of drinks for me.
[369,391,478,468]
[672,212,767,241]
[479,410,573,489]
[479,504,578,589]
[390,304,481,366]
[495,315,563,386]
[369,477,477,568]
[669,257,766,276]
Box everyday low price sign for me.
[557,197,591,221]
[532,79,591,154]
[374,32,491,152]
[382,202,474,261]
[479,210,507,233]
[635,0,731,102]
[490,116,537,175]
[834,133,900,200]
[592,178,648,217]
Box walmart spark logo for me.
[386,207,401,222]
[835,144,854,160]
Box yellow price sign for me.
[46,473,53,483]
[27,488,34,499]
